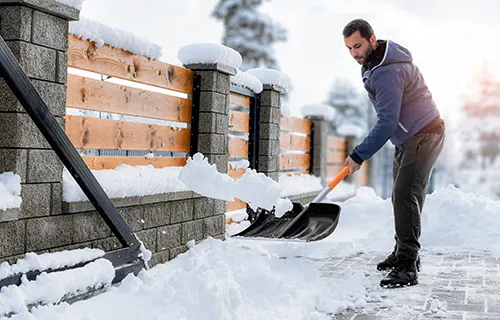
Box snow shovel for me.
[232,166,351,241]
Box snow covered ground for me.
[4,151,500,319]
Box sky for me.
[78,0,500,124]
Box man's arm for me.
[349,69,405,165]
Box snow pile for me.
[69,18,163,60]
[318,185,500,256]
[63,165,189,202]
[301,103,337,121]
[0,172,22,211]
[337,123,365,137]
[230,70,263,93]
[279,173,323,197]
[19,238,383,320]
[177,43,242,70]
[54,0,84,9]
[179,153,293,217]
[246,68,292,93]
[0,249,104,281]
[0,259,114,316]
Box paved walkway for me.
[313,251,500,320]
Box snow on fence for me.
[279,115,313,175]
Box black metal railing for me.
[0,36,139,252]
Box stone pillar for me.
[258,84,283,182]
[0,0,79,261]
[183,62,235,238]
[306,116,330,187]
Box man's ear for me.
[370,35,377,49]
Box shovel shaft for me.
[312,166,350,203]
[328,166,350,190]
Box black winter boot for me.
[377,251,421,272]
[380,256,418,288]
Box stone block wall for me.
[0,0,78,264]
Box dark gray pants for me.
[392,128,445,261]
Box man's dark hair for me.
[343,19,374,41]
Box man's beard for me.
[355,46,374,65]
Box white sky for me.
[79,0,500,124]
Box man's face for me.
[344,31,376,65]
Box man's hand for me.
[344,156,361,175]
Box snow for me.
[337,123,365,137]
[9,159,500,319]
[69,18,163,60]
[179,153,293,217]
[246,67,292,93]
[62,165,189,202]
[0,248,104,281]
[53,0,84,9]
[0,258,114,316]
[301,103,337,121]
[0,172,22,211]
[230,70,263,93]
[177,43,242,70]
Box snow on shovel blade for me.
[232,202,341,242]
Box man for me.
[342,19,445,288]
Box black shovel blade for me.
[232,202,341,242]
[231,203,304,238]
[283,202,341,241]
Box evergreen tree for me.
[324,78,367,134]
[212,0,287,71]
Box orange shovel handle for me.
[327,166,350,190]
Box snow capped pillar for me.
[178,43,241,173]
[178,43,240,221]
[0,0,79,261]
[301,104,337,187]
[246,68,291,182]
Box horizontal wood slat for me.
[228,167,246,181]
[280,116,311,135]
[280,153,310,170]
[66,115,190,152]
[82,156,187,170]
[328,136,346,150]
[280,133,310,152]
[66,74,192,122]
[68,35,193,94]
[228,110,249,133]
[229,92,251,108]
[327,151,346,164]
[228,136,248,158]
[227,198,247,212]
